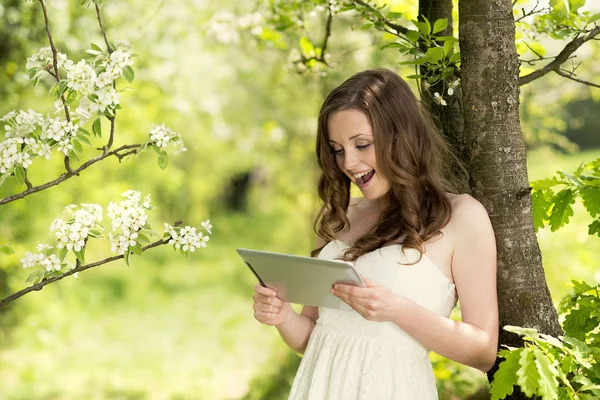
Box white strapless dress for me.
[288,240,457,400]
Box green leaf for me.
[90,42,103,52]
[360,23,373,30]
[568,0,585,14]
[449,51,461,64]
[387,11,403,19]
[67,90,78,105]
[124,249,131,266]
[78,127,91,136]
[87,229,103,238]
[78,134,92,145]
[425,47,444,62]
[588,220,600,237]
[14,165,25,186]
[74,249,85,264]
[57,80,68,97]
[571,280,593,295]
[532,190,552,230]
[580,187,600,218]
[158,151,168,170]
[0,245,15,255]
[548,188,575,232]
[533,348,559,400]
[73,139,83,154]
[122,65,134,83]
[491,349,521,399]
[517,348,541,397]
[443,39,454,56]
[299,36,314,55]
[406,30,420,43]
[399,57,428,66]
[59,246,68,261]
[563,308,597,341]
[432,18,448,34]
[92,118,102,137]
[505,325,540,340]
[531,176,563,190]
[136,233,150,243]
[67,150,80,162]
[130,243,143,256]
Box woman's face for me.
[327,109,391,201]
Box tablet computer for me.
[237,248,366,309]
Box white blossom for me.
[51,204,103,252]
[149,124,187,155]
[65,59,97,93]
[165,224,210,253]
[26,47,67,73]
[447,80,459,96]
[201,220,212,234]
[107,190,151,255]
[433,92,447,106]
[2,109,44,138]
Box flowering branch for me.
[0,144,141,206]
[38,0,75,175]
[0,237,169,309]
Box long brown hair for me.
[312,69,460,262]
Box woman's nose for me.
[344,151,359,171]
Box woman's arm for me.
[274,305,318,354]
[332,195,498,372]
[254,236,324,354]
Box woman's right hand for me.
[253,284,295,326]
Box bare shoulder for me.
[447,193,491,228]
[446,193,495,246]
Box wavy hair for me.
[312,69,460,262]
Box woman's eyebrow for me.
[328,134,372,143]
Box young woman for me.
[252,69,498,399]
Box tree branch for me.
[0,144,142,206]
[321,3,334,59]
[519,25,600,86]
[350,0,409,35]
[0,238,170,308]
[38,0,71,125]
[554,68,600,88]
[94,1,113,54]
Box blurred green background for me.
[1,0,599,399]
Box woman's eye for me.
[331,148,343,155]
[356,144,371,150]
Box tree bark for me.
[418,0,469,192]
[458,0,562,396]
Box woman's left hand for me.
[331,275,403,322]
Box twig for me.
[104,116,116,152]
[0,144,142,206]
[38,0,71,124]
[515,1,549,23]
[94,1,112,54]
[321,3,333,60]
[0,238,169,308]
[554,68,600,88]
[350,0,409,35]
[519,25,600,86]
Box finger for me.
[332,284,373,299]
[255,303,281,314]
[254,284,277,296]
[360,274,379,288]
[254,310,278,323]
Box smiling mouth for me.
[354,170,375,186]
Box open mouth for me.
[354,170,375,186]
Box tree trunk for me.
[418,0,469,192]
[457,0,562,396]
